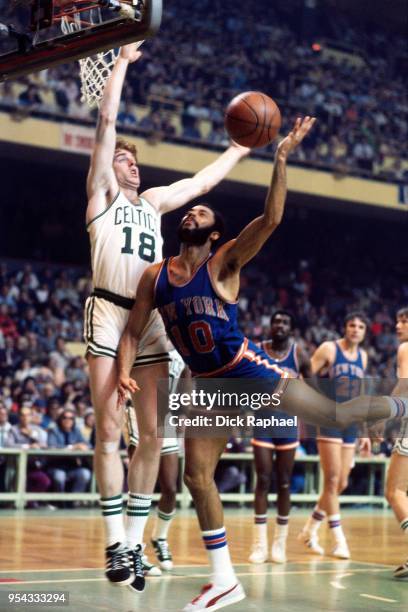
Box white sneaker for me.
[151,537,173,571]
[297,530,324,555]
[394,560,408,578]
[271,537,286,564]
[332,541,350,559]
[142,553,162,576]
[248,541,268,564]
[182,582,246,611]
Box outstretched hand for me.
[277,116,316,158]
[117,376,140,408]
[120,41,144,63]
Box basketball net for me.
[60,4,143,108]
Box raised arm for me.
[142,142,250,214]
[219,117,315,270]
[86,44,142,223]
[117,263,160,404]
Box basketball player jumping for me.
[385,307,408,578]
[299,312,371,559]
[85,43,250,591]
[249,310,312,565]
[116,116,408,610]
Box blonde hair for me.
[115,138,138,162]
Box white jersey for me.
[87,192,163,299]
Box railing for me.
[0,449,389,510]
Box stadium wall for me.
[1,112,406,212]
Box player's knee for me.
[385,483,397,505]
[338,477,349,493]
[183,468,213,496]
[137,433,162,454]
[277,478,291,493]
[256,472,271,492]
[97,439,120,455]
[96,421,122,444]
[324,472,340,492]
[160,481,178,498]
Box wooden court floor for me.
[0,508,406,611]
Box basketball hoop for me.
[0,0,159,83]
[59,1,144,108]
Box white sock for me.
[275,515,289,540]
[126,492,152,549]
[99,494,125,547]
[328,514,346,544]
[254,514,267,545]
[202,527,236,588]
[153,508,176,540]
[305,505,326,536]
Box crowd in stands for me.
[0,0,407,182]
[0,254,404,498]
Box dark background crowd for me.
[0,0,406,500]
[0,0,407,182]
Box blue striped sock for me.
[202,527,235,587]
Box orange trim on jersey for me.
[251,439,299,451]
[316,436,343,445]
[153,259,166,302]
[274,441,299,451]
[192,338,249,377]
[262,340,293,364]
[166,254,212,288]
[243,348,290,379]
[251,438,275,450]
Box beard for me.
[177,222,216,246]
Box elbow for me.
[264,216,281,231]
[197,181,211,196]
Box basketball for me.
[224,91,282,148]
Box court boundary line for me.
[0,559,395,575]
[0,567,393,586]
[360,593,398,603]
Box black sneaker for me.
[128,544,146,592]
[151,538,173,570]
[105,542,134,586]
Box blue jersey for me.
[154,255,246,375]
[260,341,300,378]
[329,341,365,403]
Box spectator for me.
[41,397,62,430]
[6,405,51,496]
[117,101,138,127]
[0,401,12,491]
[18,84,43,109]
[47,409,91,495]
[0,305,19,340]
[81,408,95,444]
